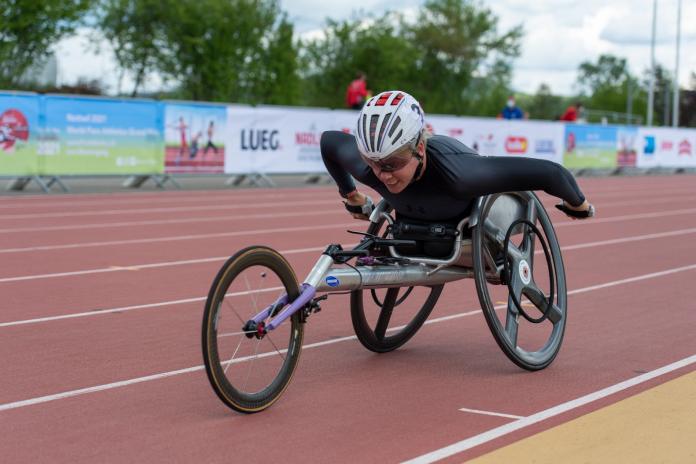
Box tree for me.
[97,0,300,103]
[156,0,299,103]
[96,0,166,96]
[405,0,522,115]
[575,54,646,123]
[526,83,565,120]
[0,0,90,88]
[301,0,522,114]
[301,13,418,108]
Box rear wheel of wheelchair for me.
[350,211,444,353]
[472,192,567,371]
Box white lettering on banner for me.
[65,113,108,124]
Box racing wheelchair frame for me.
[202,192,567,413]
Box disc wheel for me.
[472,192,567,371]
[202,246,303,413]
[350,213,444,353]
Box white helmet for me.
[355,90,425,161]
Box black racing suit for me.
[320,131,585,222]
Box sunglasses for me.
[361,146,416,172]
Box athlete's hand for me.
[343,191,373,221]
[556,200,595,220]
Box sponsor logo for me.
[643,136,656,154]
[678,139,692,156]
[425,122,435,135]
[447,128,463,137]
[240,129,279,151]
[660,140,673,151]
[518,260,531,285]
[505,136,528,154]
[0,109,29,151]
[534,139,556,154]
[295,131,321,146]
[325,276,339,287]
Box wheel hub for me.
[518,259,532,285]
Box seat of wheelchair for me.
[389,215,470,259]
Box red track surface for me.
[1,176,695,463]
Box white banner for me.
[224,105,355,174]
[426,116,565,164]
[637,127,696,168]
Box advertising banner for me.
[0,92,40,175]
[637,127,696,168]
[40,95,163,175]
[427,116,565,164]
[563,124,637,169]
[225,106,344,174]
[164,102,226,173]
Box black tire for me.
[350,214,444,353]
[202,246,303,413]
[472,192,567,371]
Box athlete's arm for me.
[443,154,586,207]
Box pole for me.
[672,0,682,127]
[647,0,658,126]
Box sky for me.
[54,0,695,97]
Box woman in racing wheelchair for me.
[321,90,594,224]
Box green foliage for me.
[523,84,566,120]
[96,0,165,96]
[97,0,301,103]
[301,0,522,115]
[575,53,647,124]
[0,0,90,87]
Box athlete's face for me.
[369,141,425,194]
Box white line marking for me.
[0,221,355,254]
[1,263,695,411]
[0,198,338,220]
[403,354,696,464]
[0,209,340,234]
[458,408,524,420]
[0,243,347,284]
[2,204,695,236]
[0,189,335,211]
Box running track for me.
[1,176,695,463]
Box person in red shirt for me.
[560,102,584,122]
[346,72,370,110]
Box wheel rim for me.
[474,192,567,368]
[205,249,302,409]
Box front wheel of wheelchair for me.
[472,192,567,371]
[350,213,444,353]
[202,246,304,413]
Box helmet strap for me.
[410,152,424,185]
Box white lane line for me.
[0,243,343,284]
[0,221,355,254]
[1,263,695,412]
[3,204,695,236]
[403,354,696,464]
[0,198,338,220]
[3,216,696,284]
[458,408,525,420]
[0,209,340,234]
[0,189,335,211]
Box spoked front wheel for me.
[350,212,444,353]
[472,192,567,371]
[202,246,304,413]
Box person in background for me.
[204,120,218,155]
[560,102,584,122]
[346,72,370,110]
[499,95,524,119]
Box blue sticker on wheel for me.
[326,276,339,287]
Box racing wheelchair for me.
[202,191,567,413]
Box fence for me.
[1,91,695,191]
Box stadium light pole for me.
[647,0,657,127]
[672,0,682,127]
